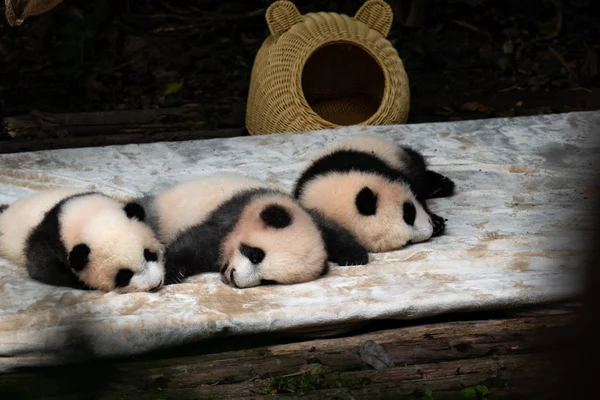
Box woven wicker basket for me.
[245,0,410,135]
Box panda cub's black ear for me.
[260,204,292,229]
[124,202,146,221]
[69,244,90,272]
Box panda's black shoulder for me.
[293,149,409,198]
[25,193,92,253]
[24,193,93,290]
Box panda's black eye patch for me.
[403,201,416,226]
[260,204,292,229]
[144,249,158,262]
[240,244,265,264]
[355,187,378,216]
[124,202,145,221]
[115,268,134,287]
[69,244,90,272]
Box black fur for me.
[260,204,292,229]
[115,269,134,287]
[306,208,369,266]
[0,204,8,213]
[355,187,378,216]
[144,249,158,262]
[399,145,455,201]
[68,244,90,271]
[239,244,265,264]
[163,188,279,284]
[320,260,330,275]
[431,214,446,237]
[135,195,161,234]
[402,201,416,226]
[424,170,455,199]
[294,145,455,239]
[124,202,145,221]
[230,269,238,287]
[24,193,97,290]
[293,150,413,199]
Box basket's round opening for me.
[301,42,385,126]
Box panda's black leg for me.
[424,170,455,199]
[307,209,369,266]
[163,226,223,284]
[163,243,196,285]
[26,251,89,290]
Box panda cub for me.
[138,174,368,288]
[293,135,455,253]
[0,188,165,293]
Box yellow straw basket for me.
[245,0,410,135]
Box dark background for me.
[0,0,598,148]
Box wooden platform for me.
[0,302,581,399]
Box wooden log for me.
[14,355,550,400]
[0,128,247,154]
[2,108,209,139]
[0,314,575,399]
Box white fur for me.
[297,135,436,252]
[0,189,165,293]
[150,174,328,287]
[299,172,433,252]
[0,188,86,266]
[220,193,328,287]
[318,135,405,170]
[225,252,259,288]
[152,174,273,245]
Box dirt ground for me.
[0,0,598,144]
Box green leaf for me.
[538,18,559,36]
[496,56,510,71]
[476,385,490,395]
[425,388,433,397]
[164,79,184,95]
[460,388,477,399]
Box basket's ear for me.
[266,0,304,39]
[354,0,394,37]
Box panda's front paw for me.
[163,261,187,285]
[431,214,446,237]
[335,246,369,266]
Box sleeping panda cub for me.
[138,174,368,288]
[0,188,165,293]
[293,135,455,253]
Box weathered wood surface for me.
[0,128,246,154]
[0,108,248,153]
[3,108,207,138]
[0,314,575,399]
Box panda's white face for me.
[61,196,166,293]
[219,195,328,288]
[298,172,435,252]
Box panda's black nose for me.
[230,269,238,288]
[150,280,163,292]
